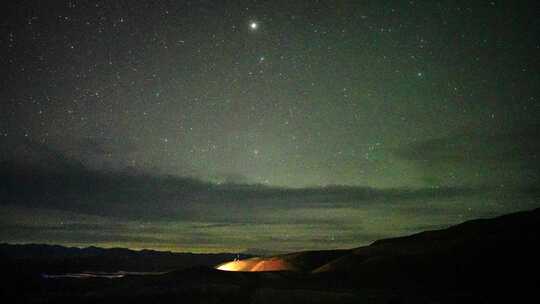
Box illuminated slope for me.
[215,249,349,272]
[216,257,296,272]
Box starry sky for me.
[1,0,539,253]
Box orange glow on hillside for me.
[216,257,294,272]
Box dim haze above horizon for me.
[1,0,539,253]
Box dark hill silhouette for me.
[0,243,250,274]
[311,208,540,291]
[2,208,540,303]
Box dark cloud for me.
[0,136,84,172]
[395,125,540,187]
[1,222,129,232]
[396,125,540,163]
[0,141,481,222]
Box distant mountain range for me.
[0,243,250,273]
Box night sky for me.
[1,1,539,253]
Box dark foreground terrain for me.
[2,208,540,303]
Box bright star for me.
[249,21,258,30]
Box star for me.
[249,21,258,30]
